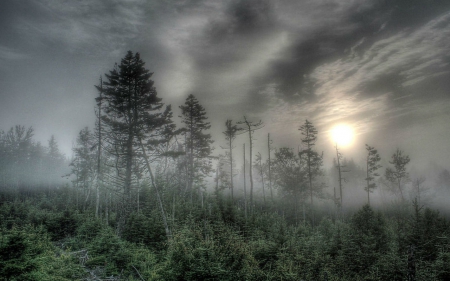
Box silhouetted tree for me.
[267,133,274,201]
[299,120,322,225]
[179,94,213,205]
[102,51,150,198]
[254,152,266,203]
[334,144,344,209]
[385,149,410,201]
[70,127,96,211]
[272,147,306,223]
[365,144,382,206]
[94,76,104,218]
[237,116,263,211]
[46,135,66,188]
[223,119,241,200]
[100,51,176,238]
[101,51,171,200]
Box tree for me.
[254,152,266,203]
[267,133,274,201]
[271,147,306,223]
[70,127,96,211]
[179,94,214,204]
[365,144,382,206]
[102,51,157,199]
[223,119,242,200]
[334,144,344,209]
[46,135,66,188]
[94,76,104,218]
[347,205,389,276]
[3,126,34,188]
[100,51,176,239]
[412,176,430,206]
[385,149,410,201]
[299,120,322,225]
[237,116,263,210]
[101,51,170,198]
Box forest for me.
[1,51,449,281]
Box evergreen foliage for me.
[365,144,382,205]
[385,149,411,200]
[179,94,214,200]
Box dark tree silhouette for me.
[299,120,322,225]
[365,144,382,205]
[94,76,104,218]
[179,94,213,205]
[237,116,263,211]
[223,119,242,200]
[101,51,165,200]
[70,127,96,211]
[385,149,410,201]
[100,51,175,238]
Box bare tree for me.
[268,133,274,201]
[237,116,264,211]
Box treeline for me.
[65,51,332,233]
[65,51,450,230]
[0,126,68,189]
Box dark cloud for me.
[246,0,450,104]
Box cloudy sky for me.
[1,0,450,170]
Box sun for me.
[331,124,354,147]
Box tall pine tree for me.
[365,144,382,205]
[299,120,322,226]
[179,94,213,204]
[100,51,176,232]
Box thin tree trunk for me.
[230,137,234,200]
[336,144,343,208]
[105,191,109,225]
[96,76,103,218]
[138,137,172,241]
[243,143,247,220]
[268,133,273,201]
[248,129,253,211]
[366,155,370,206]
[261,166,265,203]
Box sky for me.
[1,0,450,172]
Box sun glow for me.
[331,124,354,147]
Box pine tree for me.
[46,135,66,188]
[299,120,322,225]
[254,152,266,203]
[70,127,96,211]
[101,51,170,198]
[267,133,274,201]
[94,76,104,218]
[223,119,241,200]
[365,144,382,205]
[100,51,176,238]
[179,94,213,204]
[385,149,410,201]
[237,116,263,211]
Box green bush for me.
[161,223,262,281]
[0,225,82,281]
